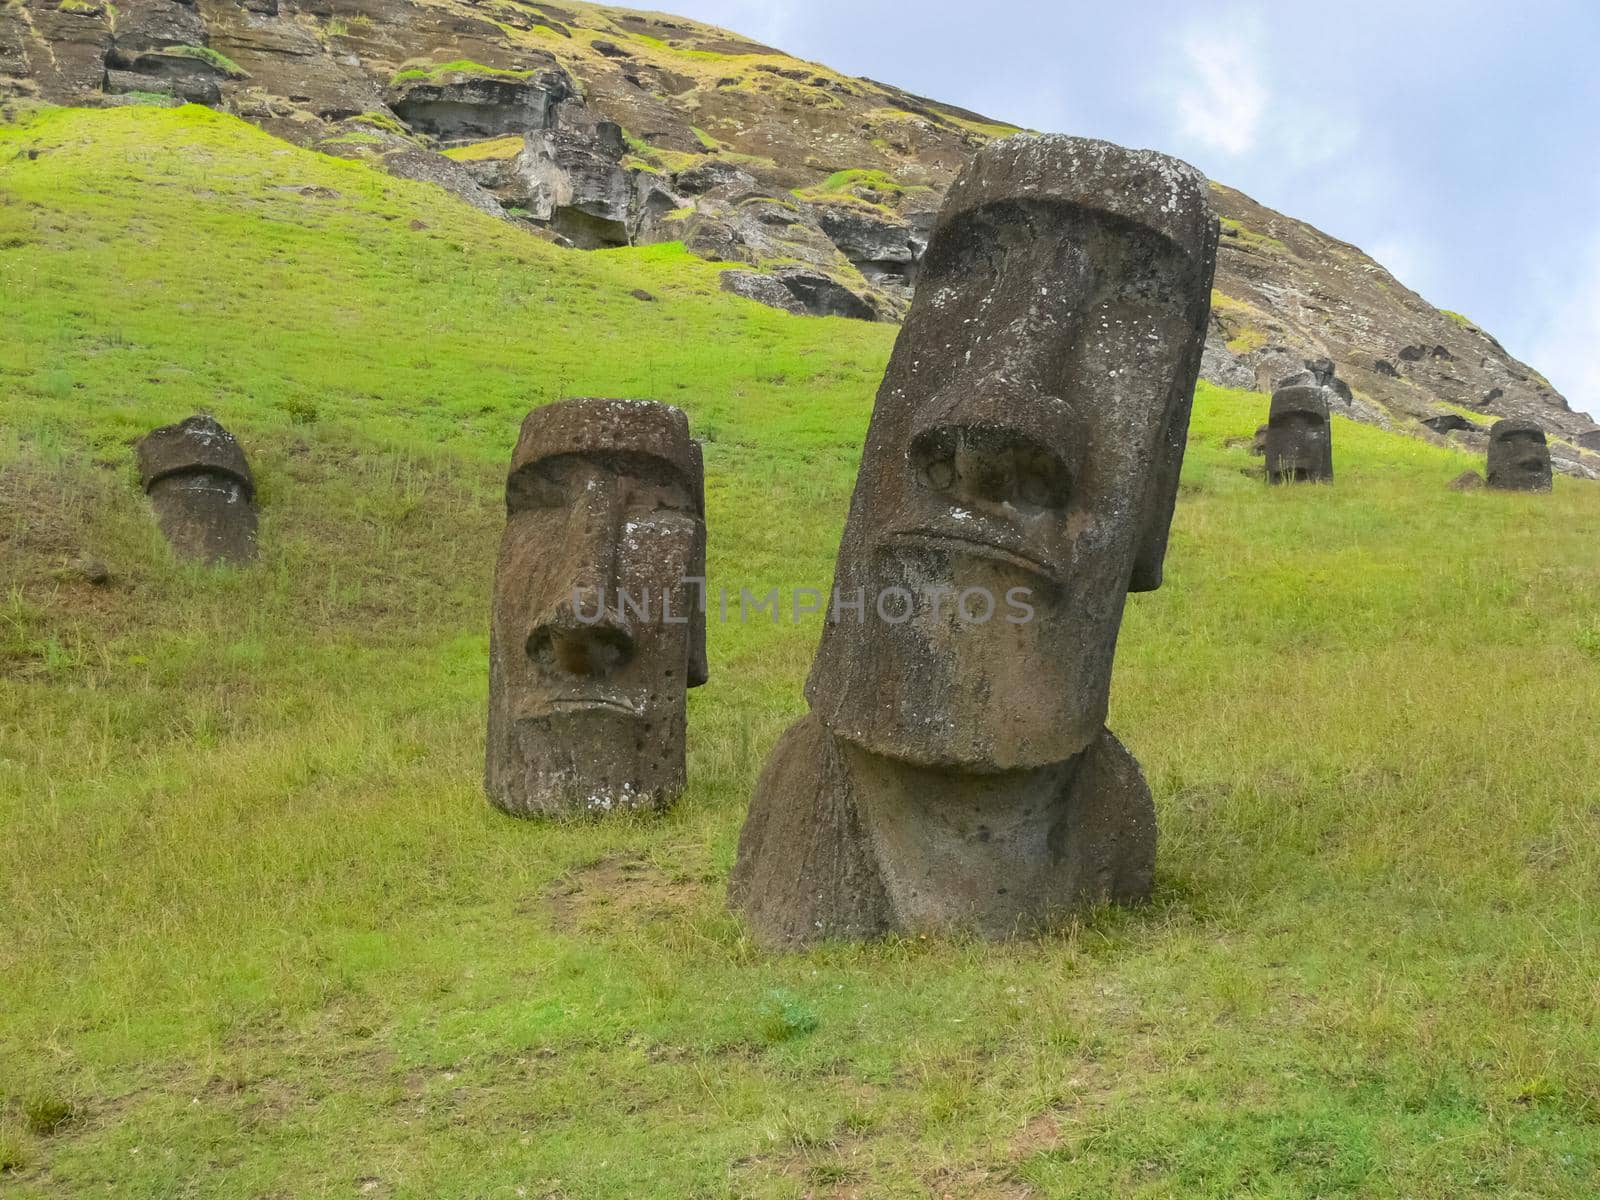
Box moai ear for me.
[1128,215,1217,594]
[1127,389,1191,592]
[687,441,709,688]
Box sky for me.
[664,0,1600,421]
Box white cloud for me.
[1366,234,1432,295]
[1171,21,1268,158]
[1525,231,1600,422]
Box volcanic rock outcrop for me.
[729,135,1218,947]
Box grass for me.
[159,44,248,79]
[389,59,534,86]
[1219,215,1289,254]
[440,134,525,162]
[1,103,1598,1198]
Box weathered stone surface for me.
[1265,384,1334,484]
[510,100,631,246]
[486,397,707,819]
[110,0,207,56]
[730,134,1218,946]
[388,68,573,142]
[814,202,925,295]
[1449,469,1486,491]
[1486,418,1553,492]
[1200,330,1257,390]
[1577,429,1600,453]
[1251,423,1269,456]
[106,52,226,103]
[729,716,1156,944]
[719,265,878,320]
[1421,413,1484,436]
[135,414,258,565]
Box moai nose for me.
[527,589,636,678]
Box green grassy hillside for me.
[2,105,1598,1199]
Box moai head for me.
[1265,384,1333,484]
[1486,419,1552,492]
[134,415,258,565]
[486,398,708,818]
[803,135,1218,772]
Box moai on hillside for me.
[135,415,258,565]
[1264,384,1334,483]
[1485,419,1553,492]
[728,135,1219,947]
[486,398,708,818]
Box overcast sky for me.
[668,0,1600,420]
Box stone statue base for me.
[729,715,1155,948]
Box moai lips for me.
[1265,384,1334,484]
[135,415,258,566]
[486,398,708,819]
[1486,419,1552,492]
[730,134,1219,947]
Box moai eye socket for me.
[924,456,956,490]
[911,426,1070,512]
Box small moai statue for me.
[1264,384,1334,483]
[1485,419,1552,492]
[486,398,708,818]
[135,415,258,565]
[729,134,1218,947]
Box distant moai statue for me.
[486,398,708,818]
[135,415,258,565]
[729,135,1219,947]
[1485,419,1552,492]
[1264,384,1334,484]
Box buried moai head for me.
[1486,419,1552,492]
[1265,384,1334,484]
[803,134,1219,772]
[486,398,707,818]
[134,415,258,565]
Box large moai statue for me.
[1264,384,1334,484]
[135,415,258,565]
[1485,419,1553,492]
[486,398,708,818]
[729,135,1219,947]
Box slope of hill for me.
[4,0,1598,470]
[3,105,1599,1198]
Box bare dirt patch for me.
[538,853,704,933]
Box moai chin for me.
[135,415,258,565]
[1265,384,1334,484]
[486,398,708,818]
[1486,419,1552,492]
[728,134,1219,947]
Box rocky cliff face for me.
[4,0,1596,468]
